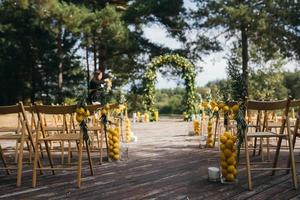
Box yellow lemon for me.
[232,145,237,152]
[104,104,110,110]
[223,105,229,112]
[220,135,227,144]
[113,143,119,148]
[113,154,119,160]
[226,173,235,182]
[76,114,84,123]
[227,165,236,173]
[113,148,119,154]
[231,105,239,113]
[226,139,234,149]
[224,149,232,158]
[207,138,213,144]
[108,128,114,133]
[224,132,232,139]
[207,133,213,138]
[227,156,235,165]
[220,152,226,161]
[84,110,90,117]
[112,136,119,143]
[220,144,226,151]
[213,106,219,112]
[207,143,213,148]
[232,135,237,143]
[221,161,228,169]
[101,109,107,115]
[109,152,114,158]
[232,168,237,176]
[218,102,225,109]
[222,169,228,177]
[76,107,85,115]
[108,134,113,140]
[207,126,213,132]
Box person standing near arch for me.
[88,70,107,105]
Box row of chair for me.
[0,103,121,188]
[199,99,299,190]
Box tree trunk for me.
[241,24,249,100]
[98,45,106,76]
[86,44,90,89]
[30,64,36,103]
[57,28,64,103]
[93,35,97,72]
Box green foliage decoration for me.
[142,54,197,118]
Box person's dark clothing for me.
[88,79,106,104]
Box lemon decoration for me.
[107,126,120,161]
[220,131,238,182]
[206,119,214,148]
[193,119,200,135]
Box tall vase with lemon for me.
[220,131,237,182]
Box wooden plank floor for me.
[0,119,300,199]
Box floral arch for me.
[142,54,197,118]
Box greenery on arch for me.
[142,54,197,118]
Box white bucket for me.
[208,167,220,181]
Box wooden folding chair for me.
[32,104,93,188]
[286,99,300,172]
[290,99,300,149]
[0,102,35,187]
[85,104,107,164]
[244,99,297,190]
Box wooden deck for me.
[0,119,300,199]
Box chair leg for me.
[252,137,257,156]
[95,130,102,164]
[104,125,109,159]
[287,132,298,174]
[68,141,71,164]
[287,131,298,189]
[100,130,103,165]
[77,138,83,188]
[0,145,10,175]
[32,141,39,188]
[245,136,253,190]
[213,117,219,148]
[16,134,25,187]
[271,137,283,176]
[15,141,19,164]
[44,141,55,175]
[267,138,270,161]
[61,141,64,165]
[260,138,264,161]
[85,140,94,176]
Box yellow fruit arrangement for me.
[125,117,132,143]
[144,113,149,123]
[153,111,159,122]
[220,131,237,182]
[107,126,120,161]
[75,107,90,123]
[193,119,200,135]
[206,120,213,148]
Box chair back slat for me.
[290,99,300,108]
[35,105,77,115]
[0,105,21,114]
[227,101,238,107]
[85,104,102,113]
[247,100,288,111]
